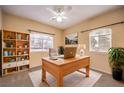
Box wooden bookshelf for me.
[1,30,30,76]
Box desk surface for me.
[42,56,89,66]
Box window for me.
[30,31,53,52]
[89,28,112,52]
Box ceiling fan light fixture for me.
[48,6,72,23]
[56,16,62,22]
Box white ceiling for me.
[1,5,122,30]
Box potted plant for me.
[108,47,124,80]
[58,46,64,55]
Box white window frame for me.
[30,31,54,52]
[89,27,112,53]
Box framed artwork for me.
[65,32,78,45]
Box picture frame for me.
[65,32,78,45]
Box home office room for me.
[0,1,124,92]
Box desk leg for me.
[56,76,63,87]
[86,65,90,77]
[42,67,46,82]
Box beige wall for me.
[64,7,124,74]
[3,13,64,68]
[2,7,124,74]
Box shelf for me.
[3,61,17,64]
[3,39,16,41]
[16,39,29,41]
[16,48,29,49]
[18,65,29,71]
[18,68,29,72]
[3,71,17,76]
[17,60,29,61]
[17,54,29,56]
[2,30,30,76]
[3,48,16,49]
[3,55,16,57]
[2,67,17,76]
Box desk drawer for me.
[61,58,90,76]
[61,62,79,75]
[77,58,90,68]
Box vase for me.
[80,49,84,56]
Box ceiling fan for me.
[47,6,72,23]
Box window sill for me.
[30,49,49,53]
[89,51,108,55]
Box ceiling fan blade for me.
[46,8,58,15]
[59,12,65,16]
[62,16,67,19]
[64,6,72,12]
[51,16,57,20]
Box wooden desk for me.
[42,56,90,87]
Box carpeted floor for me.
[0,66,124,87]
[29,69,102,87]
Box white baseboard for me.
[90,67,112,75]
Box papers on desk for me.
[49,56,64,63]
[49,55,64,61]
[56,58,64,62]
[49,56,58,60]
